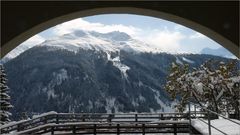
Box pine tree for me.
[0,64,13,125]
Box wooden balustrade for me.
[0,112,206,134]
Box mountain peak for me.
[73,30,88,37]
[105,31,131,41]
[66,30,131,41]
[89,31,131,41]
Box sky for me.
[11,14,234,55]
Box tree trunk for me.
[234,101,240,120]
[212,89,219,119]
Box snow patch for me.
[87,100,93,111]
[149,87,174,112]
[47,89,57,99]
[105,97,118,113]
[195,82,203,94]
[138,81,144,87]
[182,57,194,63]
[192,119,240,135]
[139,95,146,102]
[83,74,89,81]
[53,69,68,85]
[43,69,68,99]
[132,99,139,107]
[175,57,183,65]
[32,111,57,119]
[106,52,130,80]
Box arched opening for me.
[2,12,238,116]
[1,6,239,135]
[1,7,239,58]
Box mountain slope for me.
[4,46,233,120]
[2,30,236,120]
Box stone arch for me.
[2,7,239,58]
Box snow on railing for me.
[0,111,206,134]
[32,111,57,119]
[188,102,240,135]
[0,111,57,134]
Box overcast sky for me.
[17,14,229,54]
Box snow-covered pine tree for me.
[0,64,13,125]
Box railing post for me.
[17,124,21,132]
[160,114,164,120]
[135,114,138,122]
[73,125,76,134]
[188,102,192,134]
[94,124,96,135]
[142,124,145,135]
[117,124,120,135]
[173,123,177,135]
[56,114,59,124]
[174,113,177,120]
[82,114,85,122]
[194,104,197,118]
[44,116,47,124]
[208,110,211,135]
[43,116,48,133]
[51,127,54,135]
[108,114,113,122]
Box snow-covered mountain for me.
[40,30,162,53]
[2,30,236,120]
[2,30,238,64]
[1,30,162,63]
[4,46,176,120]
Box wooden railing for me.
[17,121,191,135]
[0,112,206,134]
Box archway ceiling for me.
[1,1,239,58]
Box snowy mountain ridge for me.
[40,30,162,54]
[2,30,164,63]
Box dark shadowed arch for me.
[1,1,239,58]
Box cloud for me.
[5,15,226,60]
[4,35,45,59]
[174,24,186,30]
[52,18,141,36]
[138,29,186,53]
[20,35,45,48]
[5,17,189,59]
[189,32,206,39]
[51,18,188,53]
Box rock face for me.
[2,30,233,120]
